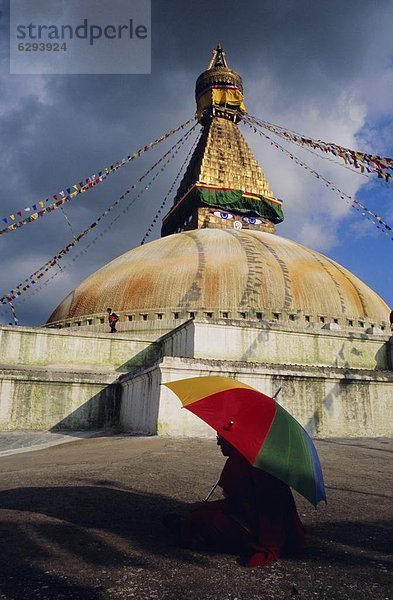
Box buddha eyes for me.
[213,211,234,220]
[212,211,263,225]
[242,216,263,224]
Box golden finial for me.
[207,43,228,70]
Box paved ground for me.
[0,436,391,600]
[0,431,101,457]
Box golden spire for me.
[161,47,283,237]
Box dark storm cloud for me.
[0,0,392,326]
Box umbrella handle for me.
[203,478,220,502]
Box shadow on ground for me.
[0,484,207,599]
[0,484,391,599]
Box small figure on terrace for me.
[107,307,119,333]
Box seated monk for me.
[164,435,305,566]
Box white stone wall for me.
[0,368,119,430]
[120,369,162,435]
[119,357,393,438]
[0,325,157,371]
[191,320,390,370]
[0,324,151,431]
[0,320,392,435]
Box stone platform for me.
[1,320,392,436]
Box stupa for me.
[47,45,389,335]
[2,46,389,437]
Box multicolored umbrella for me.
[164,376,326,507]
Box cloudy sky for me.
[0,0,392,326]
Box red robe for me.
[180,450,305,566]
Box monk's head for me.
[217,434,234,457]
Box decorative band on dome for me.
[195,67,244,99]
[195,69,243,97]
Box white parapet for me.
[119,356,393,438]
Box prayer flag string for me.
[5,299,18,326]
[244,119,393,240]
[0,117,195,237]
[64,128,200,278]
[0,123,198,307]
[245,114,393,182]
[59,206,77,238]
[0,126,201,320]
[140,131,202,245]
[243,115,386,187]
